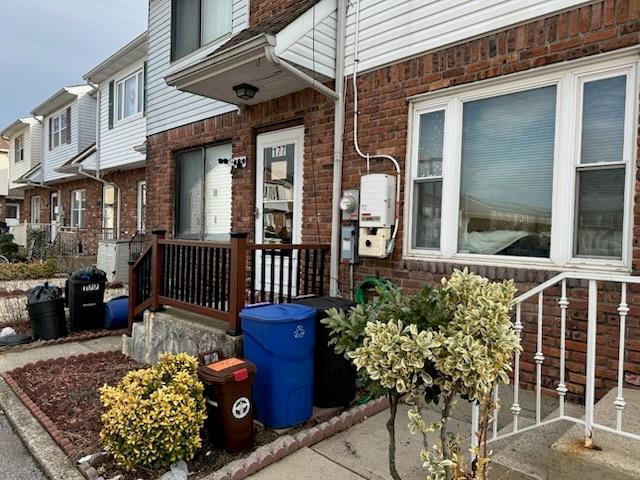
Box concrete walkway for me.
[249,404,470,480]
[0,336,122,480]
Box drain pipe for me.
[352,0,401,255]
[329,0,347,296]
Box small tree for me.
[324,284,447,480]
[409,270,519,480]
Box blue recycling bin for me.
[240,303,316,429]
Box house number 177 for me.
[271,145,287,158]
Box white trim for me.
[137,180,146,232]
[255,126,305,245]
[70,188,86,229]
[404,50,639,273]
[50,110,69,150]
[115,67,144,125]
[30,196,41,224]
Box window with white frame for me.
[137,180,146,232]
[171,0,233,60]
[51,111,69,148]
[70,189,86,228]
[116,69,144,122]
[31,196,41,224]
[406,54,637,270]
[14,135,24,162]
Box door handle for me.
[254,206,260,219]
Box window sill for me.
[114,112,144,128]
[402,252,632,275]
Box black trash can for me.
[292,296,357,408]
[26,283,67,340]
[67,267,107,331]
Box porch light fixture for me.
[233,83,259,101]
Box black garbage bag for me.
[70,266,107,282]
[26,282,63,305]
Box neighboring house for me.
[0,137,8,224]
[132,0,640,427]
[0,117,43,227]
[79,32,148,241]
[18,85,98,252]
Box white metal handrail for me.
[471,271,640,451]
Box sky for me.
[0,0,148,129]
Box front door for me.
[255,127,304,297]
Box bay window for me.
[406,54,637,270]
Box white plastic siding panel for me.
[0,155,8,196]
[42,102,78,183]
[78,94,97,151]
[8,127,31,189]
[30,122,43,168]
[280,11,337,78]
[99,61,146,170]
[147,0,245,136]
[345,0,592,73]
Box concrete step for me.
[489,402,584,480]
[550,388,640,480]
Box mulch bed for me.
[5,351,356,480]
[8,351,141,457]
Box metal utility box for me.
[340,189,359,221]
[358,227,392,258]
[359,174,396,258]
[340,226,358,264]
[359,174,395,228]
[97,240,131,283]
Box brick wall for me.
[145,0,640,398]
[20,168,145,255]
[146,89,336,243]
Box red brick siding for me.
[20,168,145,255]
[145,0,640,398]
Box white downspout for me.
[329,0,347,296]
[92,84,101,180]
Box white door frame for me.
[255,126,305,244]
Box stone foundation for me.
[123,307,243,364]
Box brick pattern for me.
[2,371,80,460]
[144,1,640,399]
[20,167,144,255]
[146,88,336,245]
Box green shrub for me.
[0,233,14,244]
[0,242,19,257]
[0,259,57,281]
[99,353,207,471]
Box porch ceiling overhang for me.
[165,0,338,106]
[56,143,97,174]
[1,118,28,139]
[15,164,43,185]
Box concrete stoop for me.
[123,307,243,364]
[489,389,640,480]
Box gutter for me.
[329,0,347,295]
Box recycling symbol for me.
[294,325,305,339]
[232,397,251,419]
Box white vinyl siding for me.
[147,0,247,136]
[345,0,593,74]
[7,121,43,191]
[99,61,147,170]
[42,93,96,183]
[282,14,337,78]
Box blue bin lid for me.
[240,303,316,324]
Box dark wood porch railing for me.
[128,230,330,335]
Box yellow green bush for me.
[0,259,57,281]
[99,353,206,471]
